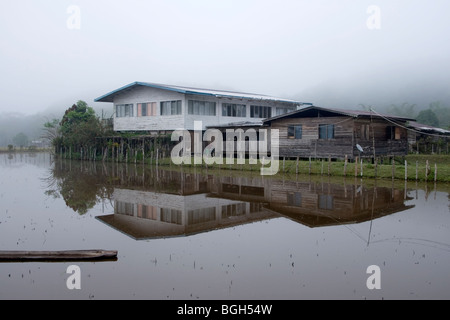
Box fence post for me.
[309,156,311,175]
[391,157,395,179]
[344,155,348,176]
[142,140,145,165]
[405,160,407,180]
[328,155,331,176]
[360,158,363,177]
[156,149,159,167]
[415,160,418,181]
[374,157,378,178]
[435,163,437,182]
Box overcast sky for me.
[1,0,449,115]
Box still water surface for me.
[0,152,449,300]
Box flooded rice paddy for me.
[0,152,449,300]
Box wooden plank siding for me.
[270,116,354,159]
[270,116,409,160]
[110,85,298,132]
[352,118,408,157]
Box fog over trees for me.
[0,105,112,147]
[1,1,449,146]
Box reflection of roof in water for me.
[96,209,279,240]
[266,202,415,228]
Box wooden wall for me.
[270,116,354,159]
[270,116,409,159]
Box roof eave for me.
[95,81,309,105]
[95,82,190,103]
[263,106,416,124]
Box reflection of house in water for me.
[96,184,276,240]
[209,177,415,228]
[97,168,415,240]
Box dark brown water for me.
[1,153,449,300]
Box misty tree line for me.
[390,101,450,128]
[0,114,47,149]
[360,101,450,129]
[0,102,113,149]
[360,101,450,155]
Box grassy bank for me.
[152,154,450,183]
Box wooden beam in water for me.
[0,250,118,262]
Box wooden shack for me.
[262,106,414,160]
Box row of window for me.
[116,100,292,118]
[288,124,335,140]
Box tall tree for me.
[12,132,28,147]
[58,100,103,155]
[42,118,61,150]
[416,109,439,127]
[428,101,450,129]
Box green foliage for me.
[387,102,417,118]
[428,101,450,129]
[416,109,439,127]
[42,118,61,148]
[58,100,103,151]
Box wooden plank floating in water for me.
[0,250,118,262]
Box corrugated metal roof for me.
[408,121,450,134]
[263,106,416,123]
[95,81,308,105]
[206,121,264,129]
